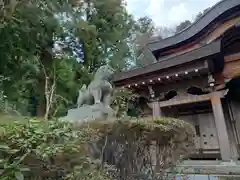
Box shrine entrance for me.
[162,101,221,160]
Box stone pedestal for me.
[152,101,161,117]
[60,103,114,123]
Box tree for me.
[156,26,175,38]
[129,16,160,68]
[71,0,137,72]
[194,7,211,22]
[134,16,157,50]
[136,16,156,35]
[0,0,141,117]
[0,0,89,117]
[174,7,211,35]
[175,20,192,34]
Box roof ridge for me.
[146,0,240,52]
[147,0,226,45]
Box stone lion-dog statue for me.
[77,65,115,108]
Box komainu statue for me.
[61,65,115,122]
[77,84,87,108]
[77,65,115,108]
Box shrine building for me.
[113,0,240,169]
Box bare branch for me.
[40,60,57,120]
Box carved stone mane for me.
[77,65,115,108]
[62,65,115,122]
[94,65,115,80]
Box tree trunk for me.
[36,75,46,117]
[36,44,53,117]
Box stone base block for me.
[60,103,114,123]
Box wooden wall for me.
[215,53,240,84]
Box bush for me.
[83,117,195,179]
[111,88,139,119]
[0,117,194,180]
[0,118,109,180]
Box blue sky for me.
[126,0,221,27]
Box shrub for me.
[84,117,195,179]
[111,88,139,119]
[0,117,194,180]
[0,118,109,180]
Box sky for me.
[126,0,222,27]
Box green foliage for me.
[111,88,139,119]
[0,76,20,115]
[50,58,93,117]
[0,115,194,179]
[136,16,156,35]
[84,117,195,179]
[131,16,160,68]
[0,0,142,117]
[0,76,7,111]
[0,0,79,115]
[74,0,137,72]
[0,118,109,179]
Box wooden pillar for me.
[211,92,231,161]
[152,101,161,117]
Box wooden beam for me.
[114,59,207,87]
[159,91,225,108]
[211,92,231,161]
[225,52,240,62]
